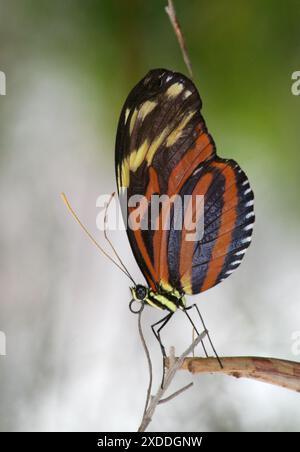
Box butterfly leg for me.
[185,304,223,368]
[183,307,209,358]
[151,312,174,387]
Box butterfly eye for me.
[135,285,147,300]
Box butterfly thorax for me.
[131,283,186,313]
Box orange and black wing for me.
[115,68,215,290]
[167,157,254,294]
[115,68,254,293]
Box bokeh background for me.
[1,0,300,432]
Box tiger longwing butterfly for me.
[115,68,254,354]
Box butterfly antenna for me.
[103,192,136,285]
[61,193,136,285]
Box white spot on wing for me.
[183,90,192,99]
[242,236,252,244]
[193,167,203,176]
[125,108,130,123]
[231,260,242,266]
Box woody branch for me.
[166,356,300,392]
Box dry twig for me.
[165,0,193,78]
[137,314,207,432]
[166,356,300,393]
[138,308,153,420]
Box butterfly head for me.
[129,284,148,313]
[131,284,148,301]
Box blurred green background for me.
[0,0,300,432]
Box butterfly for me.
[115,68,254,357]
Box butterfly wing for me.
[166,157,254,294]
[115,68,215,289]
[115,68,254,294]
